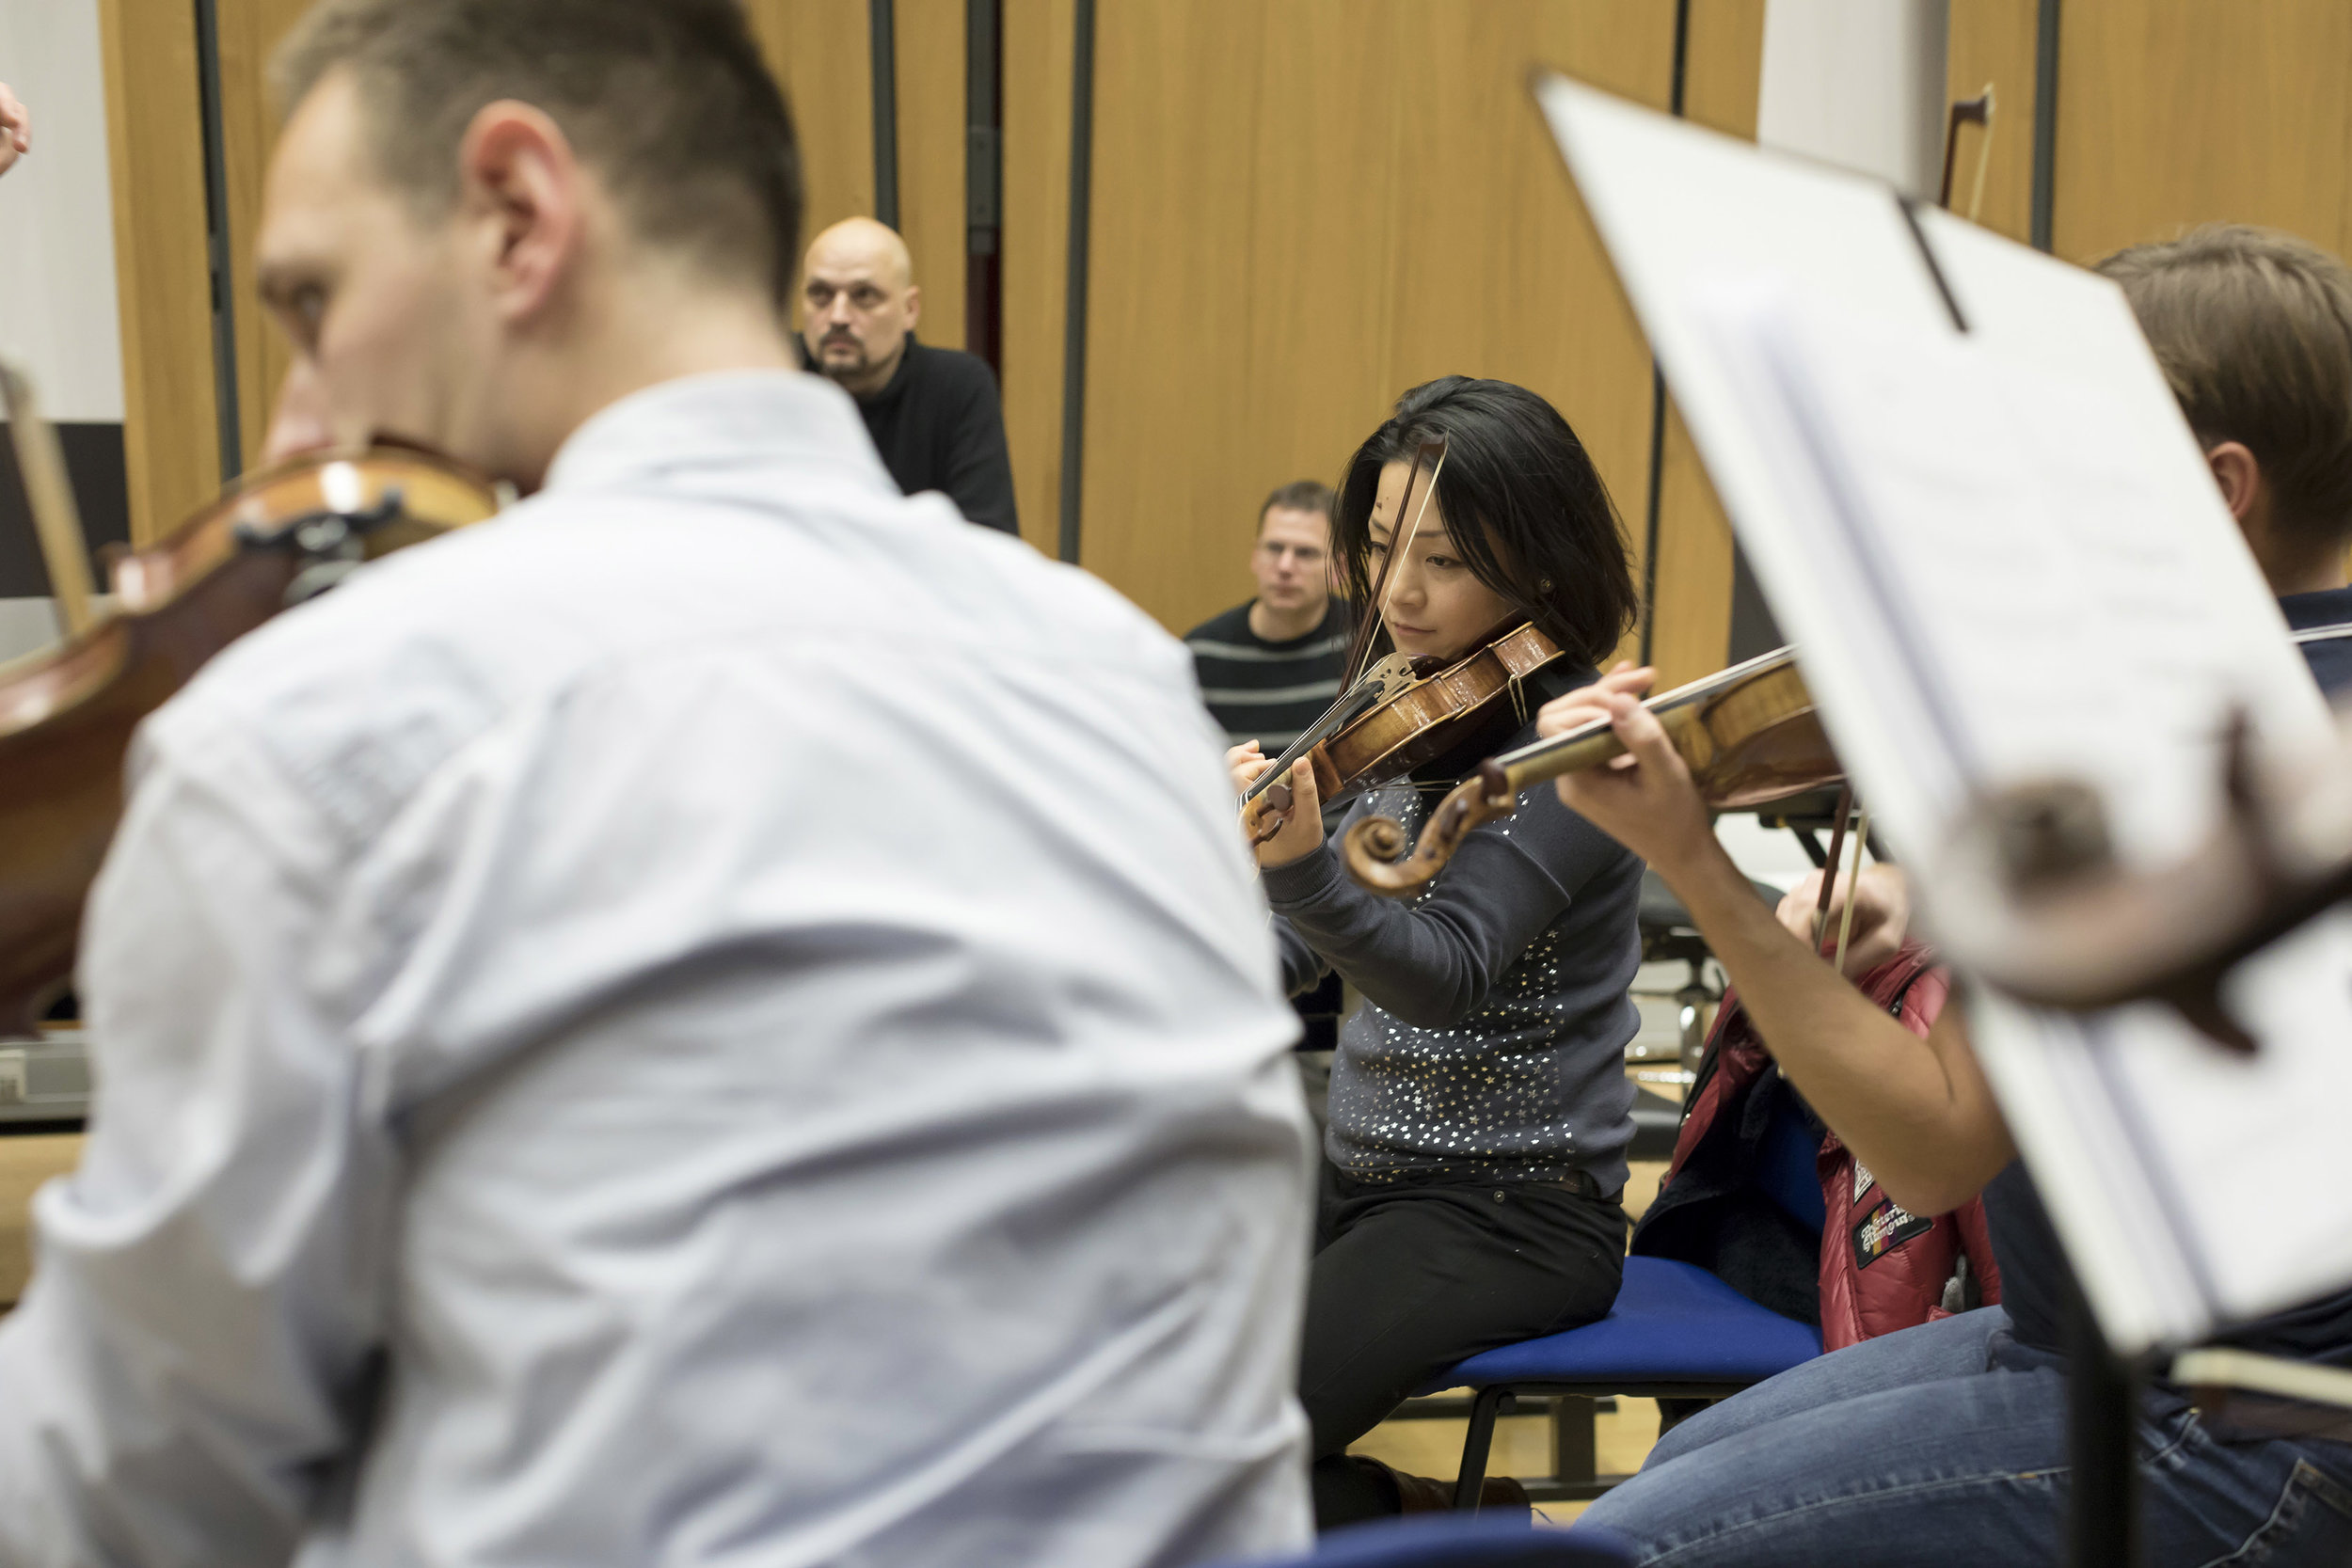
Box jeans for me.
[1303,1163,1626,1527]
[1574,1307,2352,1566]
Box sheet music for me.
[1536,73,2352,1352]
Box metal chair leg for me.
[1453,1386,1510,1510]
[1551,1394,1598,1488]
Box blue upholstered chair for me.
[1425,1254,1822,1508]
[1226,1513,1635,1567]
[1425,1081,1829,1509]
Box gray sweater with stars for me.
[1265,713,1643,1195]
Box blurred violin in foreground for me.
[0,361,501,1034]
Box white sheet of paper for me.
[1536,73,2352,1352]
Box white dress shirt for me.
[0,371,1314,1568]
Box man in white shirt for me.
[0,4,1313,1565]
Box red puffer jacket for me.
[1632,941,2002,1351]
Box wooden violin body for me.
[1343,646,1838,895]
[0,448,501,1035]
[1317,622,1566,796]
[1242,621,1567,838]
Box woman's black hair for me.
[1334,376,1637,668]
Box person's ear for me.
[902,284,921,330]
[455,100,583,325]
[2206,439,2264,523]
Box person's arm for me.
[1540,667,2013,1215]
[0,721,390,1566]
[0,84,28,179]
[1229,745,1607,1028]
[938,363,1019,535]
[1273,916,1332,997]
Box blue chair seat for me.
[1220,1512,1635,1566]
[1422,1256,1821,1396]
[1412,1256,1821,1509]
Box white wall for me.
[1756,0,1949,199]
[1715,2,1942,896]
[0,0,121,424]
[0,0,120,659]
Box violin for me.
[1240,620,1569,827]
[1240,439,1573,840]
[1341,645,1838,895]
[0,370,501,1035]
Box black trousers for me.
[1302,1161,1628,1528]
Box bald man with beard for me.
[798,216,1020,535]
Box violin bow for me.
[1938,87,1994,221]
[1831,805,1871,974]
[0,358,98,637]
[1337,438,1448,689]
[1809,783,1855,947]
[1243,439,1448,836]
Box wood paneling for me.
[1948,1,2352,264]
[749,0,879,330]
[97,0,218,544]
[1073,0,1764,679]
[1681,0,1769,141]
[215,0,317,474]
[1648,0,1769,688]
[0,1133,80,1308]
[1945,0,2040,246]
[99,0,1769,648]
[2050,0,2352,265]
[896,0,967,349]
[1001,0,1074,558]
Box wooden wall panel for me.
[2051,0,2352,265]
[896,0,967,349]
[1075,0,1764,682]
[1000,0,1074,558]
[97,0,218,544]
[0,1133,80,1308]
[1078,2,1671,639]
[216,0,316,474]
[748,0,878,304]
[1944,0,2040,245]
[1647,0,1768,688]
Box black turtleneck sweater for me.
[817,334,1019,535]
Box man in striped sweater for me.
[1186,481,1352,1061]
[1184,481,1350,753]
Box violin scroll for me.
[1343,760,1518,896]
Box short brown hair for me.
[275,0,802,309]
[1258,480,1334,531]
[2098,226,2352,546]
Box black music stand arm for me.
[2065,1279,2142,1567]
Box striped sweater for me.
[1183,600,1352,752]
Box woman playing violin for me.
[1228,375,1645,1526]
